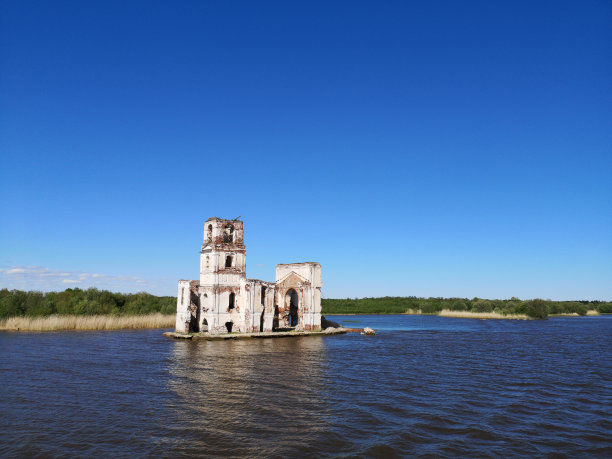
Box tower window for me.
[225,255,233,268]
[207,224,213,242]
[224,224,234,243]
[229,292,235,310]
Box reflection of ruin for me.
[167,337,327,455]
[176,218,322,334]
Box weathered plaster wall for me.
[275,263,322,331]
[175,279,201,332]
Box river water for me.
[1,315,611,457]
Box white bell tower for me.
[199,218,246,333]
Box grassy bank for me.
[322,297,612,319]
[0,313,175,331]
[0,288,176,331]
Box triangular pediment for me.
[276,270,309,288]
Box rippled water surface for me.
[1,315,611,457]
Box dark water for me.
[1,315,611,457]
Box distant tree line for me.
[321,296,612,319]
[0,288,176,318]
[2,289,611,320]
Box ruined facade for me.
[176,218,322,334]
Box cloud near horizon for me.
[0,266,157,294]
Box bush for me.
[525,299,548,319]
[472,299,493,313]
[449,299,468,311]
[598,302,612,314]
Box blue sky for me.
[1,0,610,300]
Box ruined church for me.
[176,218,322,334]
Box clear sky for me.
[1,0,610,300]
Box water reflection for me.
[167,337,329,456]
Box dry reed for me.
[0,314,175,331]
[438,309,528,320]
[552,310,600,317]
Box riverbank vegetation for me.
[1,313,174,331]
[321,297,611,319]
[438,310,529,320]
[0,288,175,318]
[0,288,177,330]
[1,289,610,328]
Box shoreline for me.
[324,311,528,319]
[325,310,601,320]
[1,310,605,332]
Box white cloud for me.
[0,265,162,294]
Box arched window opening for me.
[181,287,184,305]
[207,224,213,242]
[225,255,233,268]
[206,256,210,269]
[261,286,267,306]
[224,224,234,243]
[229,292,235,310]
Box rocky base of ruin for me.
[163,327,350,341]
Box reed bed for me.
[0,313,175,331]
[552,310,600,317]
[438,309,528,320]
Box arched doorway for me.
[202,318,208,332]
[286,289,299,327]
[225,322,233,333]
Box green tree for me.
[525,299,548,319]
